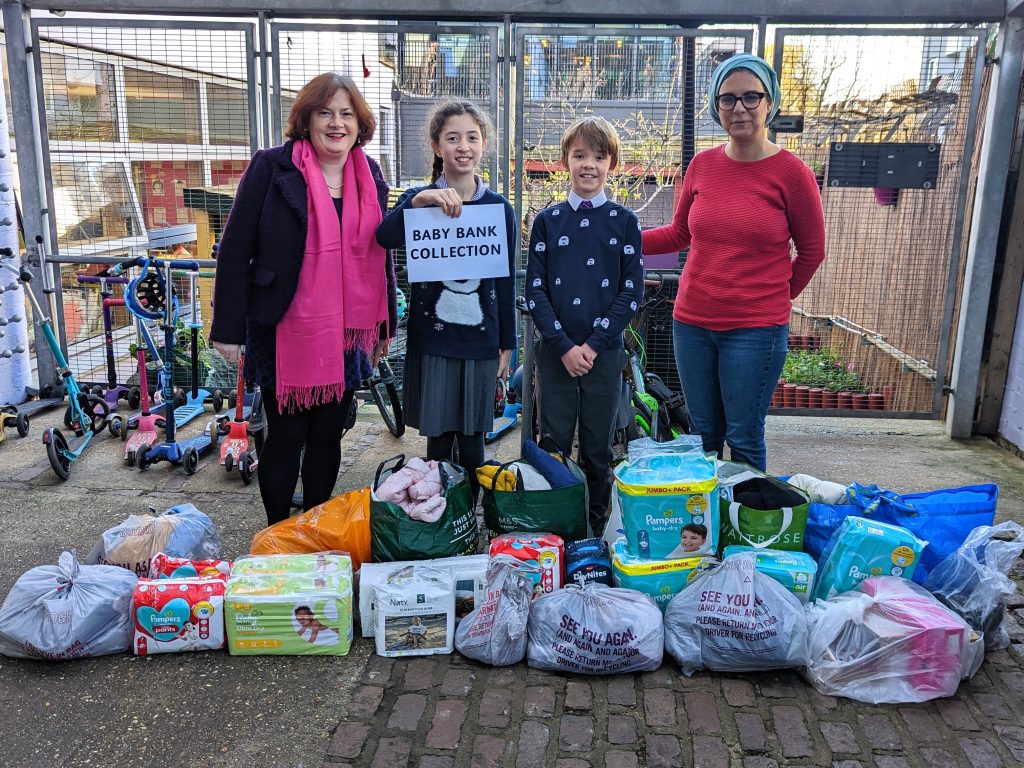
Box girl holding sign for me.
[376,100,517,500]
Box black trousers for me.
[534,341,624,535]
[258,388,355,526]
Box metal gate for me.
[771,27,987,416]
[4,18,990,422]
[270,21,502,189]
[26,17,259,392]
[513,25,752,398]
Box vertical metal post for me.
[244,25,260,154]
[501,14,512,202]
[2,0,58,395]
[258,12,272,148]
[756,17,768,59]
[932,30,987,418]
[947,18,1024,438]
[682,37,696,174]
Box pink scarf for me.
[276,140,387,412]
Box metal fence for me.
[771,28,986,415]
[1,16,990,420]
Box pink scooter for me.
[120,317,165,466]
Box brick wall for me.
[999,280,1024,449]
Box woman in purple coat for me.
[211,72,398,526]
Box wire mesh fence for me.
[26,20,256,395]
[3,17,991,421]
[771,29,984,414]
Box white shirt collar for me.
[568,189,608,211]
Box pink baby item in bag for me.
[804,576,983,703]
[857,577,980,695]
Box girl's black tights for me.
[258,388,355,526]
[426,431,485,501]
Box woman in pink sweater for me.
[642,53,825,470]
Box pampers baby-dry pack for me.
[614,449,718,559]
[722,546,817,603]
[611,538,714,612]
[814,517,926,601]
[132,577,226,655]
[225,554,353,656]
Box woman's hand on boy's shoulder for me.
[411,188,463,218]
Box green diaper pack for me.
[721,546,817,603]
[226,554,353,656]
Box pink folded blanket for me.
[375,458,448,523]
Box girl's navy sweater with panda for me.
[376,185,517,360]
[526,199,644,358]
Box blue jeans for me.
[673,321,788,471]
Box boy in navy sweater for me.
[526,116,644,534]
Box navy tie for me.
[579,200,593,209]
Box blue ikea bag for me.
[805,483,998,583]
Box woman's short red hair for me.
[285,72,376,145]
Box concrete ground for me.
[0,404,1022,768]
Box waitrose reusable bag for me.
[718,476,809,553]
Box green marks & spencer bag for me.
[370,455,477,562]
[481,454,589,541]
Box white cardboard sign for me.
[404,203,509,283]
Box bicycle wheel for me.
[371,378,405,437]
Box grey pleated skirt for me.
[403,352,498,437]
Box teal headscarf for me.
[708,53,782,127]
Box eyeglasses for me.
[715,91,768,111]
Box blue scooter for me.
[0,247,114,479]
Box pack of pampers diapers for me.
[225,554,353,656]
[132,577,226,655]
[614,451,718,559]
[813,517,926,602]
[611,538,715,612]
[722,546,817,603]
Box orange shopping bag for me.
[250,487,371,570]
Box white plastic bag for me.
[86,504,221,577]
[0,550,138,659]
[455,555,538,665]
[805,576,983,704]
[527,583,663,674]
[663,552,808,675]
[925,521,1024,650]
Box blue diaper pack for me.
[610,538,714,612]
[721,546,817,603]
[614,450,718,559]
[813,516,927,601]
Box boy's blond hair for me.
[560,116,620,170]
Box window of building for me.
[51,161,143,246]
[130,160,203,230]
[39,52,118,142]
[124,67,201,143]
[206,83,250,146]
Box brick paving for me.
[324,611,1024,768]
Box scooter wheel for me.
[173,388,187,409]
[45,429,71,481]
[155,418,166,430]
[108,415,123,438]
[63,407,73,428]
[182,446,199,476]
[90,385,104,398]
[228,390,237,411]
[136,444,152,472]
[128,388,141,410]
[15,412,29,438]
[125,450,136,467]
[224,453,234,473]
[239,451,255,485]
[211,390,224,413]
